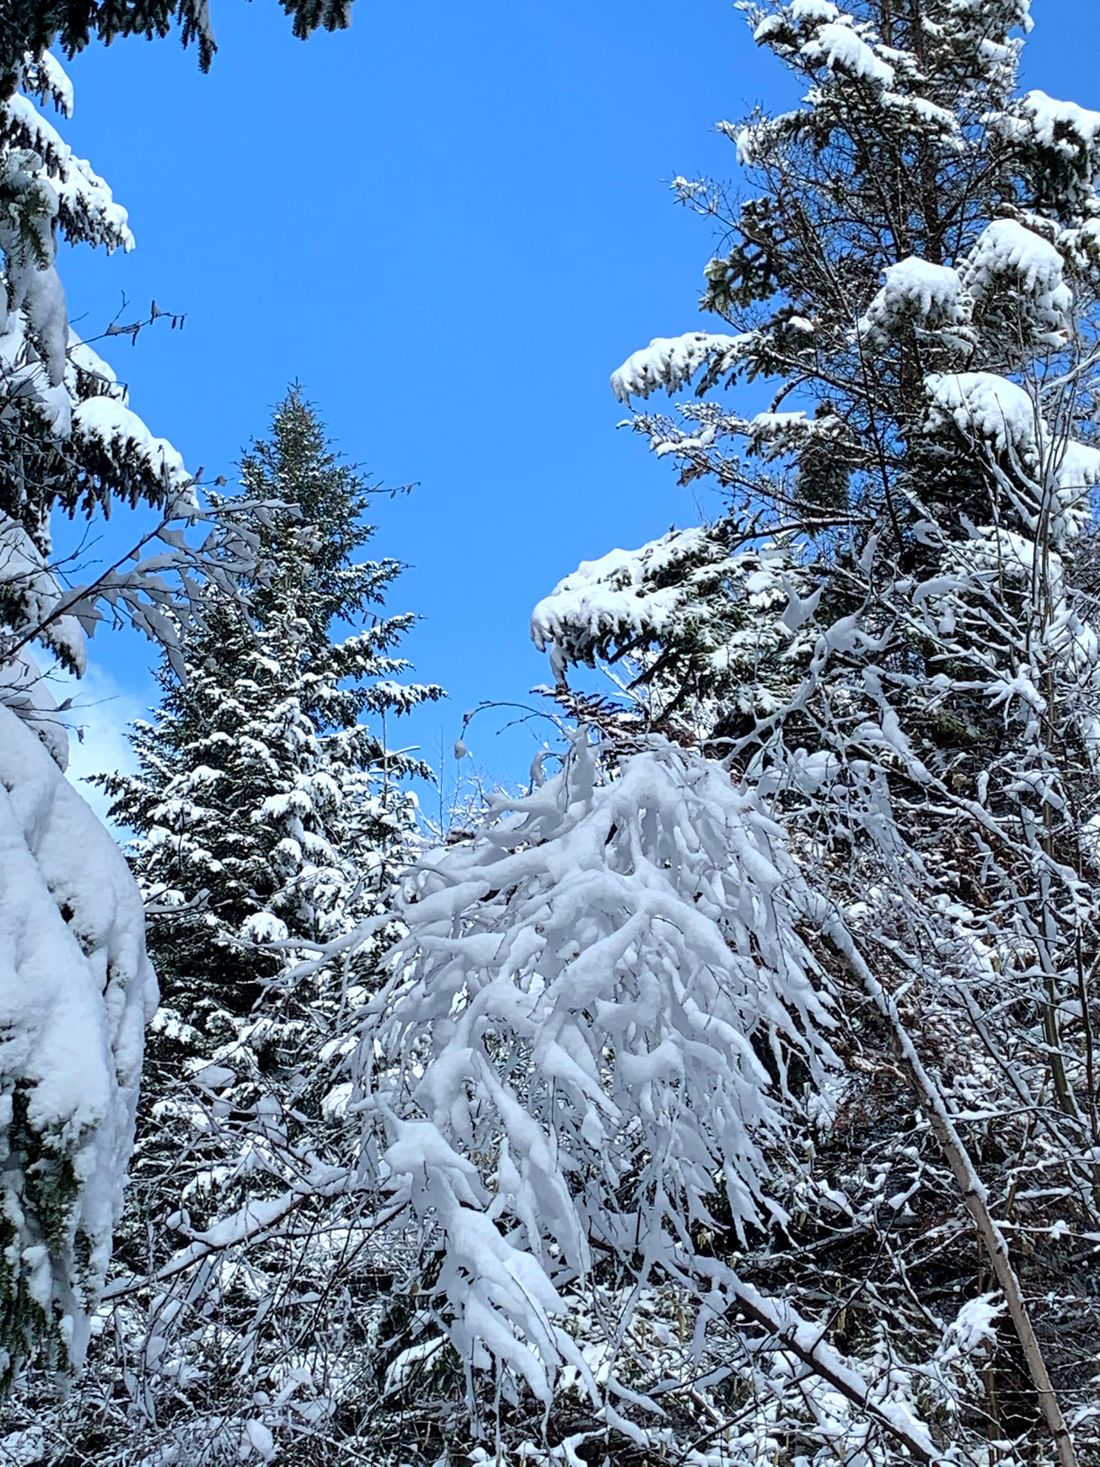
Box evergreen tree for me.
[0,53,222,667]
[362,4,1100,1464]
[0,51,212,1383]
[103,386,443,1023]
[0,0,351,1382]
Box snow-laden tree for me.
[0,49,260,1385]
[531,521,816,749]
[0,52,231,674]
[356,735,967,1467]
[101,387,443,1015]
[358,3,1100,1463]
[1,0,355,1381]
[0,684,154,1392]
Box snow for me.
[988,90,1100,209]
[791,0,840,22]
[799,20,895,87]
[0,518,86,674]
[0,61,193,690]
[731,1277,940,1462]
[964,219,1065,297]
[243,1420,276,1461]
[531,528,716,663]
[858,256,968,345]
[751,409,809,433]
[0,695,155,1372]
[735,110,803,166]
[240,912,290,944]
[56,154,134,252]
[6,15,1099,1460]
[924,374,1100,544]
[0,289,66,424]
[745,406,848,462]
[6,92,70,170]
[365,735,837,1404]
[1009,89,1100,157]
[0,1428,44,1467]
[74,397,193,498]
[924,371,1038,455]
[4,92,133,252]
[882,90,960,134]
[961,218,1072,339]
[752,15,786,44]
[37,52,74,116]
[938,1293,1006,1362]
[527,523,790,692]
[0,54,195,1384]
[610,331,750,402]
[66,330,119,391]
[0,652,75,767]
[1056,438,1100,496]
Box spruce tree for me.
[0,0,354,1403]
[103,386,443,1024]
[1,0,353,92]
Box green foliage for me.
[0,0,354,93]
[100,387,443,1018]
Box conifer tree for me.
[103,386,443,1024]
[0,51,227,1384]
[0,0,353,1380]
[1,0,353,92]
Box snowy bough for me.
[361,735,915,1426]
[0,687,154,1386]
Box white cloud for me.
[49,662,149,829]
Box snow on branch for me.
[960,218,1072,342]
[990,89,1100,211]
[798,18,895,88]
[2,90,133,253]
[529,523,803,711]
[922,371,1100,542]
[858,256,971,348]
[361,733,837,1408]
[531,525,727,665]
[610,331,753,402]
[0,698,155,1379]
[0,519,86,675]
[924,370,1039,457]
[73,397,194,506]
[995,89,1100,157]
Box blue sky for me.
[55,0,1100,807]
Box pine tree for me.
[362,4,1100,1463]
[0,51,207,1385]
[0,51,206,676]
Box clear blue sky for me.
[55,0,1100,803]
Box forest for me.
[1,1,1100,1463]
